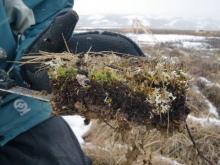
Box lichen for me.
[146,88,176,115]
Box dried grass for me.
[82,117,220,165]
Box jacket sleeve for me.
[4,0,35,34]
[0,0,73,146]
[0,94,52,147]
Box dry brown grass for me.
[186,88,210,117]
[83,117,220,165]
[200,85,220,114]
[183,55,220,84]
[141,44,220,84]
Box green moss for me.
[57,66,77,78]
[89,69,119,84]
[57,67,66,77]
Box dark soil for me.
[52,77,189,130]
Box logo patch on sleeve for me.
[13,99,31,116]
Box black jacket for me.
[0,117,92,165]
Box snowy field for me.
[126,33,219,50]
[75,29,220,51]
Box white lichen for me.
[146,88,176,115]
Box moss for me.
[57,66,77,79]
[89,69,120,85]
[56,67,66,77]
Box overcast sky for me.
[74,0,219,19]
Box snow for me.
[198,77,220,88]
[127,33,206,43]
[205,99,219,117]
[126,33,217,50]
[198,77,213,85]
[181,41,211,50]
[193,85,219,117]
[74,29,88,33]
[188,115,220,127]
[195,77,220,117]
[62,115,91,144]
[160,156,184,165]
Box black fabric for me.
[68,31,145,56]
[26,10,79,53]
[21,10,79,93]
[0,117,92,165]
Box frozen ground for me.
[126,33,219,50]
[127,33,206,43]
[75,28,220,51]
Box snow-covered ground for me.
[188,115,220,128]
[126,33,217,50]
[62,115,91,144]
[74,28,220,50]
[198,77,220,88]
[192,85,219,117]
[127,33,206,44]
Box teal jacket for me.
[0,0,74,146]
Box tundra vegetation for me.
[22,30,220,164]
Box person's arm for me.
[0,0,77,146]
[4,0,35,34]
